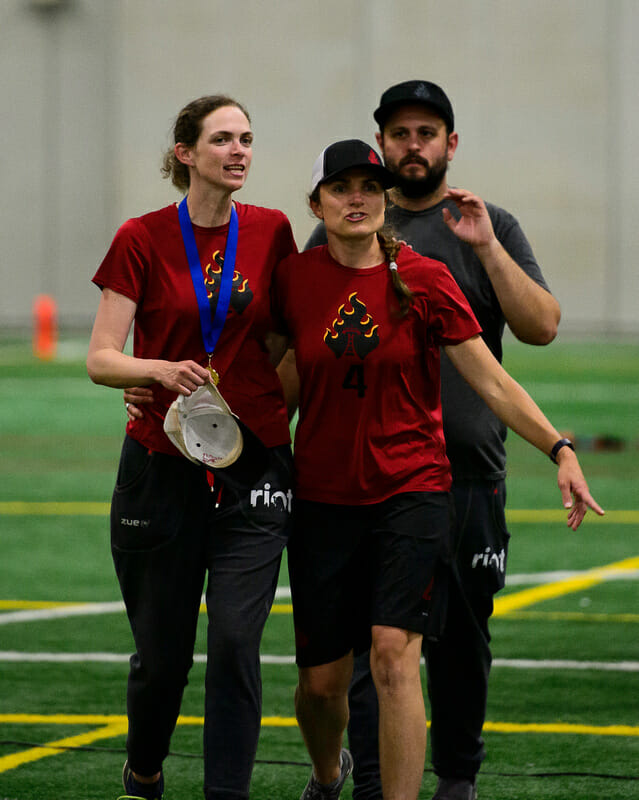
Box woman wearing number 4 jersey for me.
[271,139,604,800]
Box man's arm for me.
[445,335,604,530]
[443,188,561,345]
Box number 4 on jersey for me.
[343,364,367,398]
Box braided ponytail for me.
[377,227,413,317]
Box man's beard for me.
[389,153,448,199]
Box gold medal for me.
[207,355,220,385]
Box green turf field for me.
[1,337,638,800]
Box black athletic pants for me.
[347,479,509,798]
[110,436,293,800]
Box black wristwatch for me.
[550,438,575,464]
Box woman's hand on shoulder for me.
[123,386,154,422]
[264,332,291,367]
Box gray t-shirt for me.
[304,197,551,480]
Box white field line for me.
[2,571,638,626]
[0,651,638,672]
[491,658,639,672]
[505,569,639,585]
[1,567,637,672]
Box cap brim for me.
[314,163,395,193]
[374,99,453,132]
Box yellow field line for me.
[494,556,639,616]
[3,602,637,622]
[1,713,126,724]
[506,509,639,524]
[0,600,295,616]
[502,610,639,623]
[0,501,110,515]
[1,713,636,774]
[3,552,639,619]
[1,502,638,523]
[482,721,639,736]
[2,556,638,620]
[0,600,88,611]
[0,712,299,727]
[0,714,296,774]
[2,714,637,735]
[270,604,293,614]
[195,602,291,614]
[0,720,128,773]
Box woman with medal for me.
[87,95,297,800]
[270,140,603,800]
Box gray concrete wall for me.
[2,0,638,334]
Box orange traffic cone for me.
[33,294,58,361]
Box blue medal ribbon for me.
[178,196,238,360]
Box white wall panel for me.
[1,0,637,334]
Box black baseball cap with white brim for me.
[310,139,395,194]
[164,383,268,491]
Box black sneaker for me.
[431,776,477,800]
[300,748,354,800]
[117,759,164,800]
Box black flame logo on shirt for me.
[204,251,253,314]
[324,293,379,358]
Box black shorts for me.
[288,491,452,668]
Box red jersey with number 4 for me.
[273,245,482,503]
[93,201,297,454]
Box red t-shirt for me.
[93,201,298,454]
[273,245,482,503]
